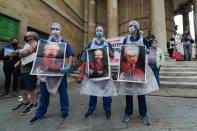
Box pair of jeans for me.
[149,64,160,85]
[88,96,112,113]
[124,95,147,116]
[35,76,69,117]
[183,44,192,61]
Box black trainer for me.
[62,113,69,120]
[105,110,112,120]
[20,103,38,115]
[12,102,29,111]
[77,80,82,83]
[85,111,95,119]
[29,117,40,125]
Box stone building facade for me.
[0,0,85,54]
[0,0,196,55]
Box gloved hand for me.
[85,69,90,78]
[102,45,107,48]
[145,49,150,54]
[61,66,71,74]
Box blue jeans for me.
[124,95,147,116]
[149,64,160,85]
[183,44,192,61]
[35,76,69,117]
[88,96,112,113]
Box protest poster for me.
[30,41,66,76]
[106,37,126,66]
[87,47,110,80]
[118,45,146,83]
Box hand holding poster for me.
[30,41,66,76]
[87,47,110,80]
[118,45,146,83]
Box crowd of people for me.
[0,20,167,126]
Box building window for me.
[27,27,49,40]
[0,14,19,41]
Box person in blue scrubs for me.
[29,23,75,125]
[84,26,115,120]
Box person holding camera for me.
[182,30,193,61]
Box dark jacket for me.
[0,45,20,69]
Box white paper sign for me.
[4,47,14,56]
[21,53,36,66]
[106,37,126,66]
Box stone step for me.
[160,72,197,76]
[72,70,80,74]
[160,68,197,72]
[160,76,197,82]
[165,59,177,62]
[162,64,197,68]
[163,61,197,66]
[160,81,197,89]
[68,73,78,78]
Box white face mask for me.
[52,30,61,37]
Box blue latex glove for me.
[102,45,107,48]
[85,69,90,78]
[145,49,150,54]
[62,66,71,74]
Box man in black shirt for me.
[0,38,20,96]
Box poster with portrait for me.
[87,47,110,80]
[30,41,66,76]
[117,45,146,83]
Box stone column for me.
[84,0,89,47]
[193,0,197,57]
[88,0,96,42]
[183,11,190,33]
[151,0,167,53]
[107,0,118,38]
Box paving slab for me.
[0,78,197,130]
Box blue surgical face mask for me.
[129,26,135,35]
[96,32,103,38]
[153,44,158,48]
[52,30,61,37]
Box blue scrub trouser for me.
[124,95,147,117]
[88,96,112,113]
[35,76,69,117]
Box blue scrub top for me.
[50,37,75,58]
[87,40,115,53]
